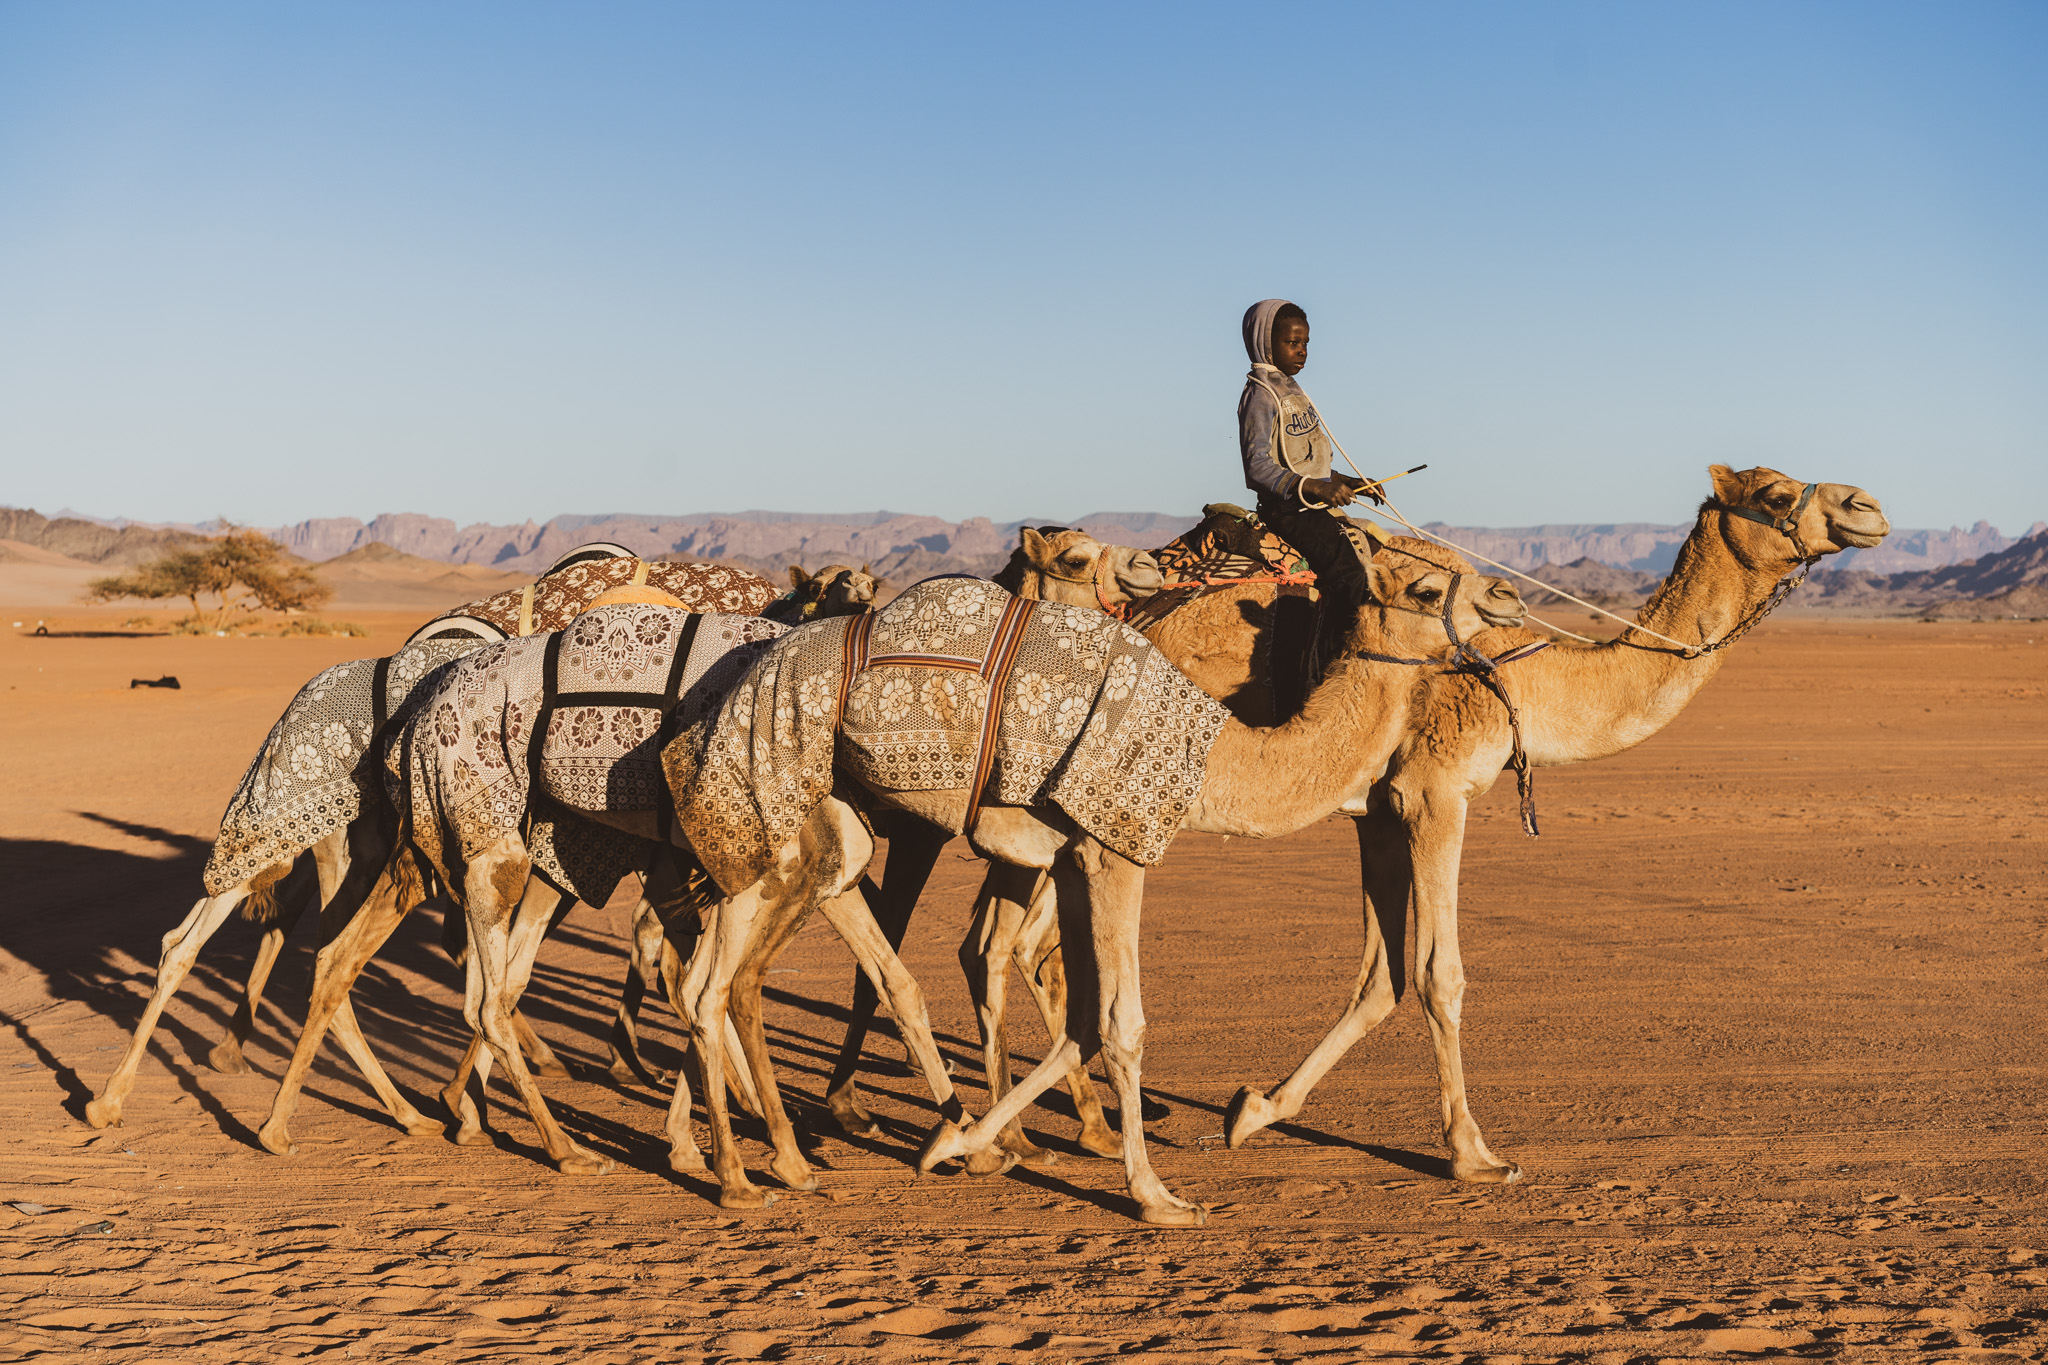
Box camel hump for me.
[581,584,689,613]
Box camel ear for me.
[859,562,872,577]
[1707,464,1746,502]
[1365,563,1396,606]
[1020,527,1050,564]
[788,565,812,592]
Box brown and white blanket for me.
[385,604,787,905]
[665,578,1233,894]
[204,639,487,896]
[413,557,779,643]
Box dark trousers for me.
[1256,495,1374,715]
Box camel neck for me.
[1516,508,1803,766]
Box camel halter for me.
[1352,561,1551,838]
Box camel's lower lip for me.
[1837,531,1885,549]
[1480,609,1527,628]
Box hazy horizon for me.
[4,3,2044,532]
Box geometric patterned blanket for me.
[385,605,787,906]
[664,578,1233,895]
[415,556,779,642]
[202,638,487,896]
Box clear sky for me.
[2,2,2043,533]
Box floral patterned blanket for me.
[204,639,486,896]
[416,558,778,642]
[664,579,1233,895]
[386,605,786,906]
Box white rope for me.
[1292,378,1697,656]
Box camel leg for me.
[257,868,415,1156]
[1407,795,1520,1184]
[609,892,674,1087]
[657,934,707,1172]
[684,879,780,1207]
[1010,884,1121,1159]
[511,1008,569,1080]
[922,839,1201,1226]
[211,831,341,1075]
[823,821,946,1137]
[87,886,252,1129]
[960,868,1061,1165]
[728,888,821,1194]
[459,844,612,1175]
[1227,810,1409,1146]
[818,886,1008,1174]
[326,996,440,1136]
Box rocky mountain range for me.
[8,505,2045,618]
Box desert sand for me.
[2,605,2044,1363]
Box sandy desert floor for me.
[2,607,2044,1363]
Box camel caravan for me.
[79,458,1892,1226]
[80,284,1890,1229]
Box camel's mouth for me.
[1116,553,1166,598]
[1831,517,1889,550]
[1478,603,1527,628]
[1476,580,1528,629]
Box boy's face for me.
[1273,318,1310,375]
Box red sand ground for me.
[2,607,2044,1363]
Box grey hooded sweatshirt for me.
[1238,297,1335,501]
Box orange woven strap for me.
[962,596,1037,838]
[832,611,875,733]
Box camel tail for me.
[238,859,297,925]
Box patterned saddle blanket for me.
[386,605,787,905]
[204,638,486,896]
[664,578,1233,895]
[413,557,779,643]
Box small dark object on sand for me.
[130,676,181,690]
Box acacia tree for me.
[87,528,331,632]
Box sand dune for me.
[1,610,2044,1360]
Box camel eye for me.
[1062,555,1087,569]
[1412,585,1441,603]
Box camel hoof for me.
[532,1059,572,1080]
[398,1113,444,1138]
[258,1125,298,1158]
[1077,1124,1122,1160]
[84,1098,121,1130]
[1224,1086,1277,1148]
[556,1149,614,1176]
[1139,1202,1209,1229]
[607,1057,638,1085]
[207,1041,253,1075]
[452,1125,492,1147]
[827,1100,881,1140]
[719,1186,778,1210]
[770,1158,819,1193]
[916,1120,970,1174]
[997,1129,1056,1167]
[668,1147,708,1174]
[1455,1159,1523,1185]
[964,1146,1016,1178]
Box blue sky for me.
[2,2,2043,532]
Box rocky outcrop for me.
[0,508,209,567]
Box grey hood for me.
[1241,298,1296,368]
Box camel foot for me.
[997,1127,1057,1167]
[395,1107,443,1138]
[964,1145,1018,1178]
[1224,1086,1279,1148]
[668,1144,708,1174]
[554,1147,615,1176]
[452,1124,492,1147]
[1453,1158,1523,1185]
[258,1122,298,1158]
[84,1098,122,1130]
[1076,1122,1122,1160]
[607,1056,637,1084]
[207,1040,253,1075]
[769,1153,820,1193]
[1138,1201,1209,1229]
[827,1092,882,1140]
[718,1185,778,1210]
[531,1058,572,1081]
[916,1120,971,1174]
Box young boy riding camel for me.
[1237,298,1383,631]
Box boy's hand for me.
[1304,477,1357,507]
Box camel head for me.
[1360,536,1527,655]
[993,526,1166,610]
[787,563,878,618]
[1706,465,1890,564]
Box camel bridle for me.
[1686,480,1824,658]
[1352,562,1551,838]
